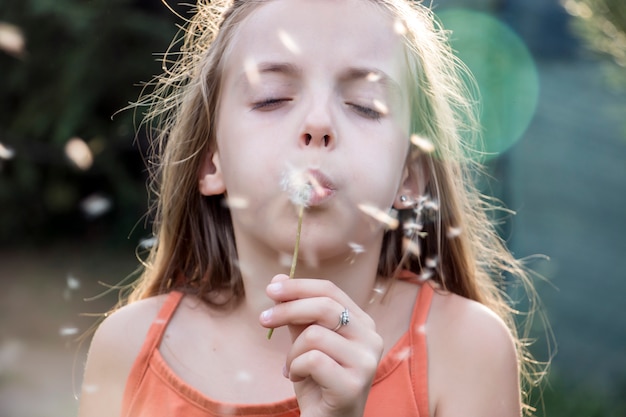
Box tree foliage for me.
[0,0,177,245]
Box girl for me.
[79,0,540,416]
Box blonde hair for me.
[128,0,544,412]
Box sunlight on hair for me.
[410,134,435,154]
[80,193,112,218]
[358,203,399,230]
[65,137,93,170]
[0,142,15,160]
[0,22,26,57]
[277,29,301,55]
[244,56,261,86]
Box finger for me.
[260,296,354,334]
[286,324,380,377]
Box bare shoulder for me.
[78,294,170,417]
[427,289,521,417]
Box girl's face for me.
[209,0,412,263]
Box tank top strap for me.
[122,290,184,413]
[410,281,434,417]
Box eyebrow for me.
[239,61,401,94]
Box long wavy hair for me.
[125,0,545,412]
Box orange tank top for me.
[122,279,434,417]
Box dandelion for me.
[268,168,311,339]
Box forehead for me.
[222,0,406,81]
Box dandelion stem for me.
[267,204,305,340]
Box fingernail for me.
[267,282,282,294]
[260,308,273,322]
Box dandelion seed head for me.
[358,203,399,230]
[277,29,300,54]
[410,134,435,154]
[281,168,313,207]
[65,137,93,170]
[0,142,15,160]
[80,194,112,218]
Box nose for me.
[299,96,335,149]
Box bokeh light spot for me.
[438,9,539,160]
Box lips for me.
[304,169,336,207]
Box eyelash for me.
[251,98,292,111]
[347,103,382,121]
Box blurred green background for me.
[0,0,625,416]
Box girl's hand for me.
[260,274,384,417]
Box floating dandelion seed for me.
[0,22,26,57]
[402,237,421,257]
[425,256,438,269]
[236,370,253,383]
[366,72,382,83]
[59,327,79,337]
[277,29,300,54]
[358,203,399,230]
[447,226,462,238]
[372,99,389,116]
[244,57,261,85]
[419,269,433,281]
[83,384,100,394]
[410,134,435,154]
[348,242,365,255]
[138,236,157,249]
[0,142,15,160]
[80,194,112,218]
[393,19,407,36]
[278,252,292,268]
[65,137,93,170]
[395,346,411,362]
[66,274,81,290]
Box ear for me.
[198,150,226,196]
[393,154,430,209]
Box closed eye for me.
[251,98,292,111]
[346,102,382,121]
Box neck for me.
[234,232,385,319]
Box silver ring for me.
[332,308,350,332]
